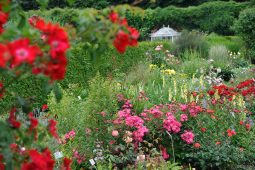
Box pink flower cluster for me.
[73,150,85,165]
[180,114,188,122]
[65,129,76,140]
[159,145,170,160]
[163,114,182,134]
[145,107,163,118]
[126,116,144,128]
[114,100,149,142]
[181,130,194,144]
[188,104,202,117]
[133,126,149,142]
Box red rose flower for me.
[113,30,130,54]
[109,11,119,23]
[62,157,72,170]
[8,38,42,67]
[42,104,48,111]
[21,148,55,170]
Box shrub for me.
[173,30,209,58]
[208,45,230,68]
[234,8,255,63]
[126,1,248,40]
[180,58,210,77]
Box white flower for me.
[78,96,81,100]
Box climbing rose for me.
[108,11,119,23]
[42,104,48,111]
[29,16,69,81]
[8,38,42,67]
[21,149,55,170]
[113,30,130,54]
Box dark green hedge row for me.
[20,0,251,10]
[26,1,249,38]
[126,1,249,38]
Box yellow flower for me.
[149,64,157,69]
[162,69,176,75]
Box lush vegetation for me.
[0,0,255,170]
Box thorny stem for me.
[166,130,175,163]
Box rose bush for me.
[0,1,139,169]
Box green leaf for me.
[36,0,49,9]
[67,0,75,6]
[53,83,63,103]
[17,12,27,29]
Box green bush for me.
[0,75,49,114]
[206,33,244,53]
[126,1,248,39]
[180,58,210,77]
[234,8,255,63]
[173,30,209,58]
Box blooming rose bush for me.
[66,76,255,169]
[0,1,139,169]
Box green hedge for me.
[26,1,249,39]
[0,40,171,113]
[126,1,249,39]
[61,41,171,89]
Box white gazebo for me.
[151,26,180,42]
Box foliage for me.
[209,45,230,68]
[234,8,255,63]
[180,58,210,78]
[173,30,209,58]
[206,33,244,53]
[126,1,248,40]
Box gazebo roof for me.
[151,26,180,37]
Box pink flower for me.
[194,142,201,148]
[112,130,119,137]
[180,104,188,112]
[163,115,182,133]
[189,105,202,117]
[181,130,194,144]
[148,108,163,118]
[125,116,144,128]
[65,129,76,140]
[133,126,149,142]
[109,140,116,145]
[180,114,188,122]
[160,146,169,160]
